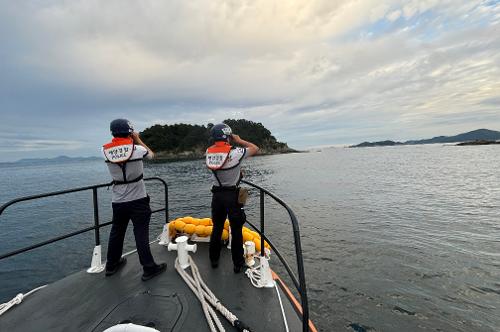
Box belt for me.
[111,174,144,185]
[211,185,238,193]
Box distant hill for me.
[140,119,296,160]
[405,129,500,144]
[351,129,500,148]
[0,156,101,166]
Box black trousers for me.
[107,196,156,271]
[209,189,246,267]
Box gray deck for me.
[0,241,303,332]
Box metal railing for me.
[0,177,168,261]
[0,178,311,331]
[241,180,311,332]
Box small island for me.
[352,140,403,148]
[456,140,500,146]
[350,129,500,148]
[140,119,297,161]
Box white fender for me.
[103,323,159,332]
[87,245,105,274]
[158,223,170,246]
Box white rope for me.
[177,258,222,332]
[246,256,289,331]
[0,285,47,316]
[175,256,251,332]
[274,283,290,332]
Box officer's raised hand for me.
[231,134,259,156]
[132,131,155,159]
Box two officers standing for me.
[102,120,259,279]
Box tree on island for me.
[140,119,294,160]
[220,119,290,152]
[140,123,209,154]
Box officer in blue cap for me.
[205,123,259,273]
[103,119,166,281]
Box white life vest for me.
[103,137,135,164]
[206,142,232,170]
[103,137,144,185]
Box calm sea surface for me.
[0,145,499,332]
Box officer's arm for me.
[231,135,259,157]
[132,132,155,159]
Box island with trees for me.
[140,119,297,161]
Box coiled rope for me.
[245,255,274,289]
[175,256,251,332]
[0,285,47,316]
[245,258,266,289]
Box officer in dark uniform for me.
[205,123,259,273]
[103,119,166,281]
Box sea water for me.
[0,144,499,332]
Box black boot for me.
[233,264,246,274]
[142,263,167,281]
[105,257,127,276]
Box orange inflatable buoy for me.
[167,216,270,252]
[184,224,196,234]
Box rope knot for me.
[13,294,24,304]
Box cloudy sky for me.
[1,0,499,161]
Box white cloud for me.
[1,139,83,152]
[0,0,499,159]
[387,10,402,22]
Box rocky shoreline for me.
[149,147,299,163]
[456,140,500,146]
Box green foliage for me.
[140,119,290,154]
[222,119,289,150]
[141,123,210,153]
